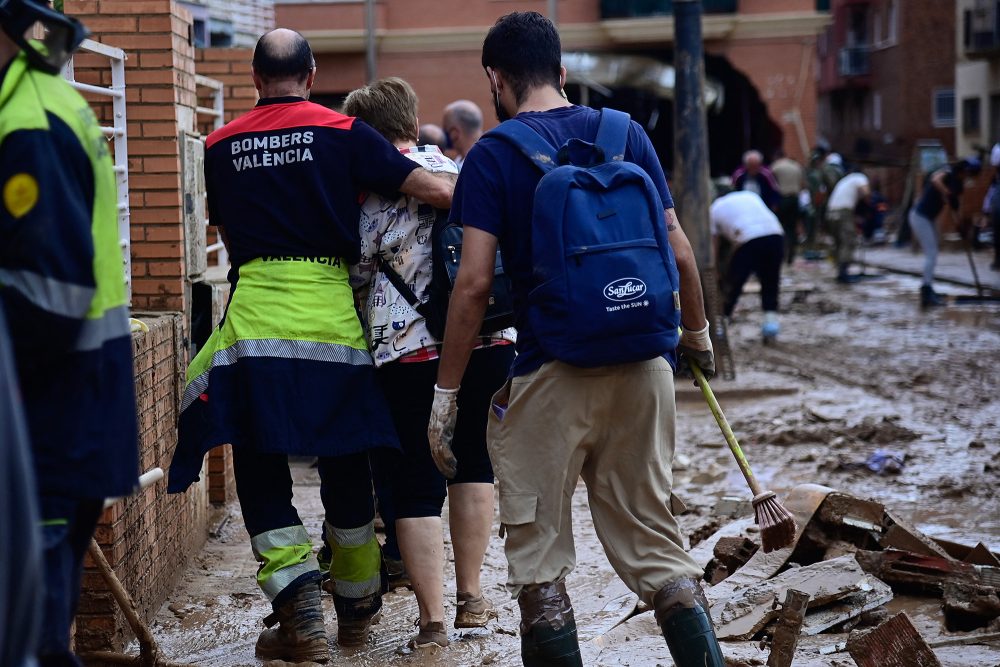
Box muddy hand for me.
[677,323,715,381]
[428,384,459,478]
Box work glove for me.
[676,323,716,381]
[428,384,459,479]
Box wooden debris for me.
[855,550,978,595]
[714,537,760,574]
[879,510,953,558]
[709,555,869,640]
[801,574,893,635]
[818,493,885,533]
[766,589,809,667]
[942,581,1000,632]
[964,543,1000,567]
[846,612,942,667]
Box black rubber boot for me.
[517,582,583,667]
[653,578,725,667]
[920,284,944,308]
[333,591,382,647]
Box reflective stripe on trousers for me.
[250,525,320,601]
[324,520,380,598]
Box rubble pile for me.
[693,484,1000,666]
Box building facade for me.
[275,0,831,174]
[956,0,1000,157]
[817,0,956,169]
[179,0,275,48]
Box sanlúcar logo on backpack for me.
[604,278,647,302]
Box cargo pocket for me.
[498,491,537,538]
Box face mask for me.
[490,69,511,123]
[0,0,88,74]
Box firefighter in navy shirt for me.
[168,29,454,663]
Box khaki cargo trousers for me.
[486,357,703,606]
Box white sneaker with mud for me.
[409,620,449,649]
[454,591,498,628]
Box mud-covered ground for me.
[138,251,1000,666]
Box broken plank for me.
[818,493,885,532]
[855,550,978,596]
[928,631,1000,648]
[710,555,868,640]
[766,589,810,667]
[801,574,893,635]
[847,612,942,667]
[879,510,952,558]
[964,543,1000,567]
[705,484,836,602]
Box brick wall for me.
[76,315,209,653]
[195,47,258,128]
[66,0,197,314]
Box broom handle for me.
[691,363,764,497]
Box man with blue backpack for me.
[427,12,725,667]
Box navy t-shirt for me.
[205,97,419,268]
[915,166,962,220]
[450,105,675,377]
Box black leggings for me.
[374,344,514,520]
[724,234,784,316]
[234,449,375,537]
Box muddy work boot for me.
[408,620,449,649]
[653,578,725,667]
[920,284,945,308]
[333,592,382,647]
[384,556,411,591]
[455,591,498,628]
[518,582,584,667]
[255,580,329,663]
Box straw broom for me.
[690,363,796,552]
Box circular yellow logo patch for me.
[3,173,40,219]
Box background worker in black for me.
[168,29,455,663]
[0,2,139,665]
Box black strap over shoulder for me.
[376,255,431,319]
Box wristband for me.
[434,384,460,395]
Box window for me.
[963,97,982,135]
[179,2,209,48]
[209,19,234,47]
[886,0,898,45]
[933,89,956,128]
[990,93,1000,143]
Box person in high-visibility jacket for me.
[0,296,42,666]
[0,3,139,664]
[167,29,454,663]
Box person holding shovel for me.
[909,157,981,307]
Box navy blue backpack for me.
[487,108,681,367]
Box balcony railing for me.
[964,6,1000,56]
[600,0,737,19]
[837,46,871,77]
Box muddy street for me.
[140,256,1000,666]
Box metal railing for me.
[195,75,228,269]
[837,46,871,77]
[62,39,131,300]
